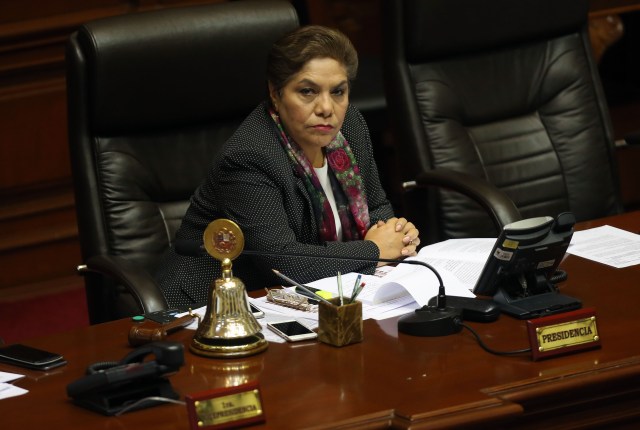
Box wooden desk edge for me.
[395,398,522,429]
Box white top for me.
[314,161,343,241]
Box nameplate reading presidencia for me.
[185,381,264,429]
[527,307,600,361]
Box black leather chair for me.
[382,0,623,244]
[66,1,299,324]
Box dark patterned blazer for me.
[156,101,395,308]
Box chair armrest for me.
[77,255,169,314]
[404,169,522,231]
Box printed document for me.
[0,371,27,400]
[568,225,640,268]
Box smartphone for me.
[267,320,317,342]
[0,344,67,371]
[250,303,265,319]
[145,308,181,324]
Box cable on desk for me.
[460,322,531,356]
[114,396,186,416]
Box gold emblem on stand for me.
[190,219,268,358]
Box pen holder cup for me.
[318,298,363,347]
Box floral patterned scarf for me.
[269,108,370,242]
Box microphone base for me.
[398,306,463,337]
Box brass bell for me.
[190,220,268,358]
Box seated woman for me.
[156,25,420,308]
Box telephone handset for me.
[67,341,184,415]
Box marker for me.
[351,282,366,302]
[349,274,362,303]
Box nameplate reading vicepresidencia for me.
[526,307,600,361]
[186,381,264,429]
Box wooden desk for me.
[2,211,640,429]
[590,0,640,17]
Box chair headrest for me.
[399,0,588,62]
[75,0,298,134]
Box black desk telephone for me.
[66,341,184,416]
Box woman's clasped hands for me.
[365,217,420,264]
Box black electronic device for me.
[396,271,463,337]
[250,303,265,318]
[473,212,581,319]
[66,341,184,416]
[267,320,317,342]
[0,344,66,371]
[145,308,181,324]
[427,296,500,322]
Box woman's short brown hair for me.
[267,25,358,94]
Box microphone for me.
[172,239,491,336]
[175,239,206,258]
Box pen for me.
[337,271,344,306]
[349,274,362,303]
[271,269,333,305]
[351,282,366,302]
